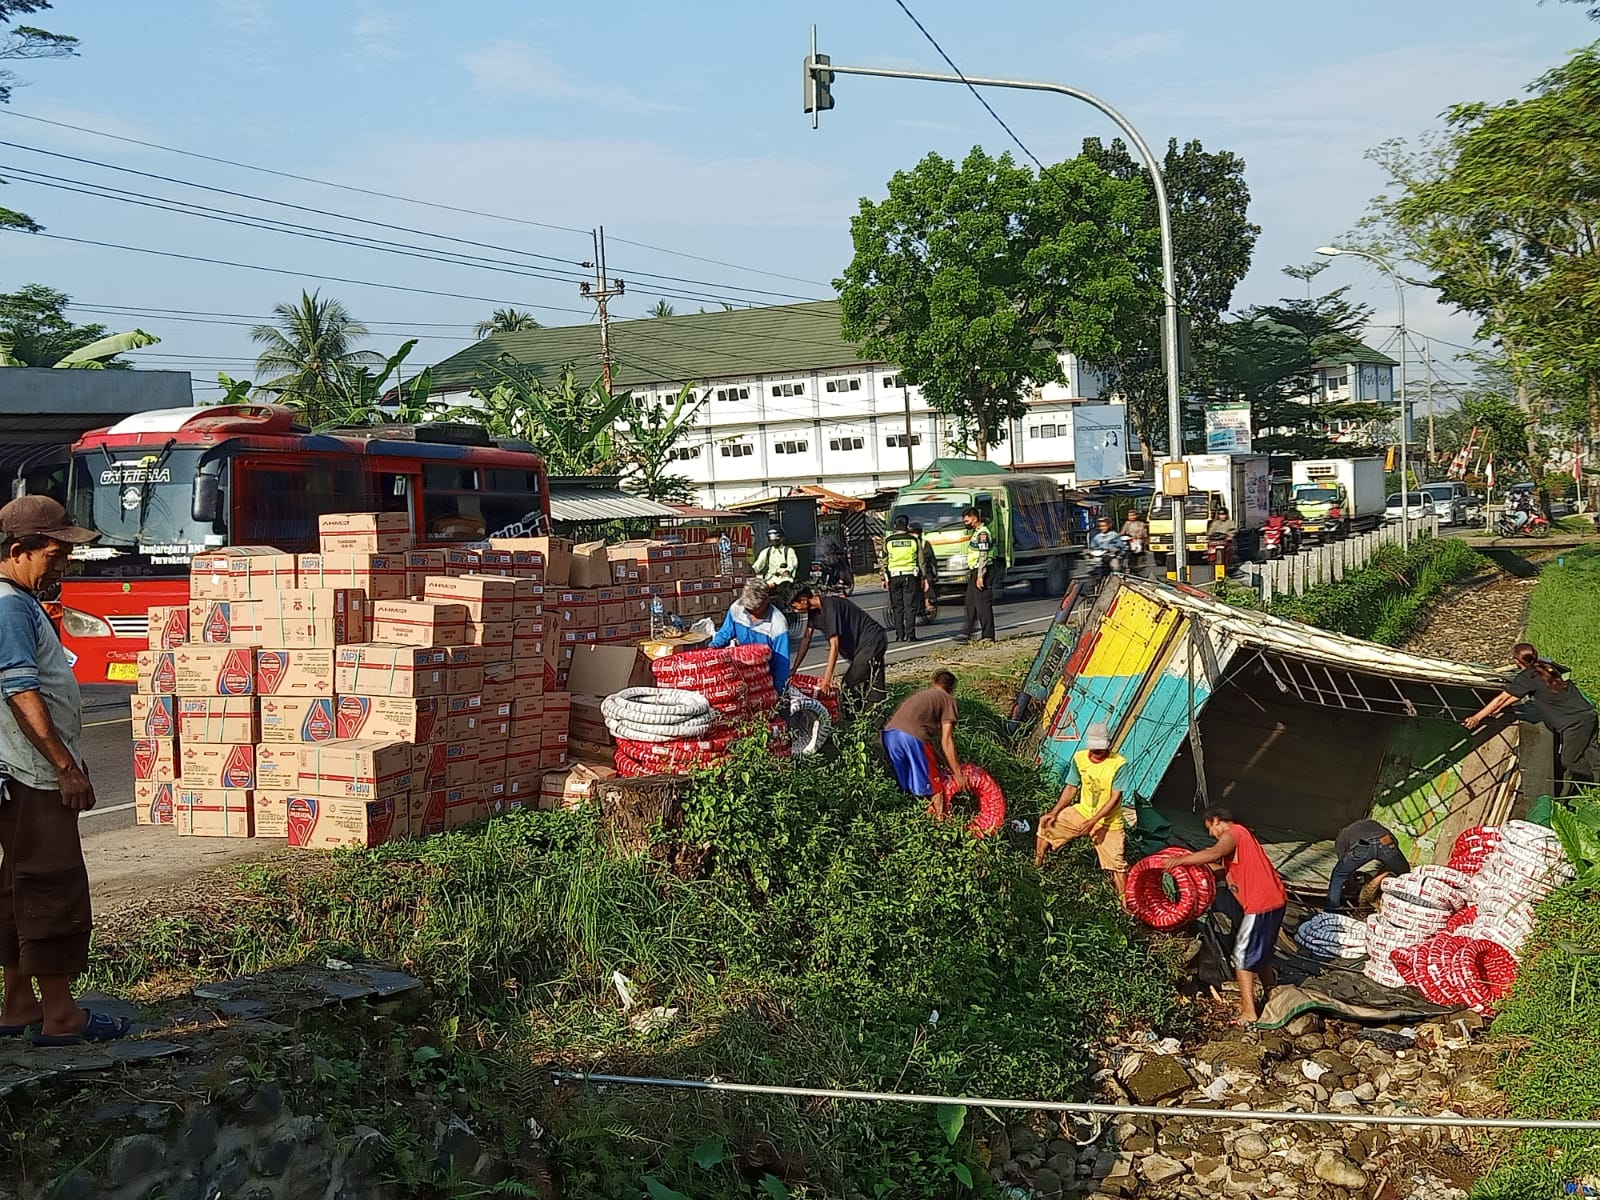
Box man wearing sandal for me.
[0,497,130,1045]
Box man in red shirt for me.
[1168,806,1288,1027]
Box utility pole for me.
[901,379,915,485]
[1424,334,1436,470]
[580,226,625,395]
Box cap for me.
[0,495,97,545]
[1085,723,1111,750]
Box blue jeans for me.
[1326,837,1410,911]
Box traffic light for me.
[803,53,834,116]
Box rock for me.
[1352,1082,1378,1102]
[281,1159,334,1200]
[1010,1125,1042,1155]
[1191,1157,1230,1185]
[106,1133,167,1179]
[1312,1051,1357,1081]
[1031,1167,1064,1197]
[1196,1040,1269,1074]
[209,1152,250,1194]
[1313,1152,1369,1190]
[1223,1168,1266,1196]
[178,1109,219,1161]
[1329,1089,1361,1109]
[1046,1152,1076,1177]
[1285,1014,1322,1036]
[44,1173,93,1200]
[434,1117,481,1175]
[1232,1132,1270,1161]
[1048,1138,1076,1158]
[236,1080,286,1124]
[88,1101,135,1126]
[133,1103,178,1133]
[1451,1073,1499,1104]
[1119,1132,1156,1153]
[1141,1155,1187,1184]
[341,1125,386,1178]
[1294,1033,1324,1053]
[1123,1055,1194,1105]
[1190,1131,1225,1159]
[254,1134,297,1177]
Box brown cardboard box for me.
[330,695,444,742]
[255,648,336,696]
[147,605,189,649]
[253,789,291,838]
[177,697,259,744]
[300,739,414,799]
[541,692,572,733]
[569,694,611,747]
[172,647,256,696]
[566,644,653,696]
[189,547,294,599]
[370,599,468,647]
[539,761,617,810]
[334,644,453,698]
[318,512,411,554]
[130,692,177,738]
[424,574,518,622]
[538,746,569,771]
[446,646,485,695]
[285,794,402,848]
[511,581,545,620]
[568,541,610,588]
[479,665,520,707]
[256,588,367,647]
[174,789,254,838]
[255,744,303,790]
[134,780,175,826]
[504,730,540,759]
[258,696,339,743]
[297,552,407,600]
[187,599,260,645]
[504,772,541,809]
[415,740,479,790]
[488,536,572,585]
[178,741,256,789]
[405,549,446,596]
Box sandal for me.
[0,1022,37,1038]
[28,1008,133,1046]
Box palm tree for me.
[647,300,675,318]
[474,307,542,339]
[251,291,382,425]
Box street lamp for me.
[1316,245,1410,550]
[805,35,1190,581]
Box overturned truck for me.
[1020,577,1548,891]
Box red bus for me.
[62,403,551,683]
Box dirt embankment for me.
[1402,553,1546,668]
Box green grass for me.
[1523,545,1600,695]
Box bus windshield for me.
[1293,487,1340,505]
[68,448,224,566]
[891,502,968,532]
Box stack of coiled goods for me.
[1124,847,1217,930]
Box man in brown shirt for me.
[882,671,967,817]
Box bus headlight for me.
[60,607,113,639]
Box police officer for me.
[881,514,923,643]
[958,506,996,643]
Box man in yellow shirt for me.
[1034,722,1131,896]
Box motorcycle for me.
[1497,510,1551,538]
[1205,533,1233,569]
[1261,517,1289,560]
[1084,546,1127,596]
[807,556,855,595]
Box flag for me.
[1575,442,1584,487]
[1485,454,1496,490]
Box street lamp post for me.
[805,40,1190,580]
[1316,245,1410,550]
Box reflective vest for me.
[883,531,921,576]
[968,522,995,573]
[1071,749,1129,824]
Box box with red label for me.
[255,744,304,790]
[539,761,617,811]
[369,599,467,647]
[174,789,254,838]
[256,588,367,648]
[258,696,339,743]
[137,650,176,695]
[189,547,295,600]
[187,599,261,645]
[505,745,541,780]
[446,646,484,695]
[477,712,510,742]
[300,739,414,799]
[424,574,519,622]
[130,692,177,737]
[318,511,411,555]
[462,621,513,662]
[285,793,401,849]
[415,739,480,790]
[334,644,453,698]
[253,789,291,838]
[541,692,571,732]
[489,536,572,585]
[405,550,445,596]
[409,787,443,837]
[147,605,190,649]
[503,772,541,809]
[480,664,519,707]
[297,552,407,600]
[173,647,256,696]
[132,736,177,782]
[569,695,611,747]
[134,780,175,826]
[444,693,481,726]
[538,745,568,771]
[510,581,545,620]
[331,694,444,742]
[504,725,541,757]
[177,697,258,744]
[255,649,336,696]
[179,741,256,789]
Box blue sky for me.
[2,0,1594,398]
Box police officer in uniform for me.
[881,514,924,643]
[959,506,996,643]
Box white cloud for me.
[352,7,410,65]
[1084,31,1180,64]
[461,40,680,114]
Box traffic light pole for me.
[805,44,1189,581]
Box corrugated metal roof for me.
[548,487,680,522]
[425,301,872,393]
[1313,342,1399,369]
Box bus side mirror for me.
[192,473,221,523]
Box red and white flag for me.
[1485,454,1496,490]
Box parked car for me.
[1418,481,1467,526]
[1385,493,1433,522]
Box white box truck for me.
[1290,457,1386,541]
[1149,453,1272,558]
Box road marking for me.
[81,801,135,819]
[85,716,130,728]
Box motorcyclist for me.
[814,531,851,591]
[1087,516,1128,587]
[750,526,799,599]
[1206,506,1237,566]
[1119,509,1150,577]
[1508,490,1533,532]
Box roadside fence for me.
[1254,516,1440,602]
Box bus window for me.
[234,460,364,547]
[377,472,412,514]
[482,490,546,537]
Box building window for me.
[828,436,865,451]
[885,434,923,449]
[1029,424,1060,439]
[774,439,810,455]
[669,446,701,461]
[824,378,863,393]
[770,382,806,398]
[883,374,902,388]
[719,443,754,458]
[715,386,750,402]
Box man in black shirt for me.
[1326,818,1410,911]
[791,586,888,709]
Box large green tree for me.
[621,383,704,502]
[836,146,1157,452]
[0,284,152,366]
[473,307,541,339]
[1,2,76,232]
[251,291,383,426]
[457,360,627,475]
[1076,137,1260,464]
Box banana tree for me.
[0,328,159,368]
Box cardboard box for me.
[505,747,541,782]
[539,761,617,810]
[566,644,653,696]
[318,511,410,555]
[173,647,256,696]
[424,574,518,622]
[188,599,260,645]
[178,741,256,789]
[189,547,295,599]
[488,536,572,585]
[132,737,178,782]
[567,541,609,588]
[463,620,514,660]
[177,696,259,744]
[446,646,484,695]
[370,599,468,647]
[334,644,453,698]
[134,780,175,826]
[147,605,190,649]
[285,794,401,848]
[569,694,611,747]
[415,740,480,790]
[255,744,304,790]
[256,588,367,648]
[405,550,446,596]
[332,695,444,742]
[480,666,520,707]
[539,746,569,771]
[174,789,254,838]
[130,692,177,738]
[255,649,336,696]
[297,552,407,600]
[300,739,415,798]
[136,651,177,695]
[258,696,339,743]
[253,789,291,838]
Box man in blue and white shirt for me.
[0,496,129,1045]
[709,578,793,693]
